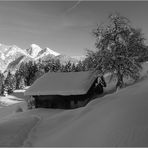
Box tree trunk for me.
[116,72,124,89]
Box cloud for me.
[66,0,81,13]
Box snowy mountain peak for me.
[26,44,42,58]
[45,47,60,56]
[31,44,41,49]
[26,44,60,59]
[0,43,84,73]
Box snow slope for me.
[23,75,148,147]
[1,63,148,147]
[0,93,39,147]
[0,114,39,147]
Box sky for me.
[0,1,148,56]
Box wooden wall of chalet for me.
[33,94,90,109]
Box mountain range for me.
[0,43,85,73]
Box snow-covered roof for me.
[24,71,98,96]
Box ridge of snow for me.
[5,45,27,57]
[45,47,60,56]
[1,53,5,60]
[35,47,60,60]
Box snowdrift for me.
[0,113,39,147]
[24,72,148,147]
[0,101,27,119]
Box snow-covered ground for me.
[21,76,148,147]
[0,63,148,146]
[0,113,39,147]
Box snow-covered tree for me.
[91,13,148,88]
[19,77,25,89]
[4,71,15,94]
[24,61,38,86]
[71,63,77,72]
[15,70,21,89]
[75,61,87,72]
[51,59,61,72]
[63,61,72,72]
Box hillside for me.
[0,71,147,146]
[0,63,147,147]
[22,74,148,147]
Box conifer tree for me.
[0,72,4,95]
[71,63,76,72]
[19,77,25,89]
[63,61,72,72]
[4,71,14,94]
[15,69,22,89]
[25,61,38,86]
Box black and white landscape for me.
[0,43,84,72]
[1,1,148,147]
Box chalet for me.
[24,71,106,109]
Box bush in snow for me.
[15,106,23,112]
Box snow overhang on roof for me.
[24,71,99,96]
